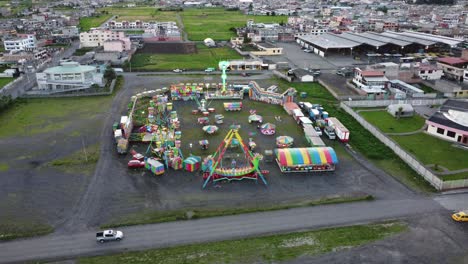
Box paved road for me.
[0,198,443,264]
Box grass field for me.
[0,77,14,88]
[81,222,406,264]
[48,143,100,176]
[79,15,112,31]
[102,195,373,228]
[359,110,426,133]
[181,8,287,40]
[391,133,468,172]
[99,7,177,22]
[0,96,113,138]
[130,45,242,71]
[0,218,53,241]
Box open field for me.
[0,96,113,138]
[130,45,242,71]
[0,77,14,88]
[391,133,468,172]
[79,15,112,31]
[80,222,407,264]
[359,110,426,133]
[181,8,287,40]
[99,7,177,22]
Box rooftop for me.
[360,70,385,77]
[428,99,468,131]
[44,62,96,74]
[437,57,468,65]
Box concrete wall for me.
[341,102,468,190]
[342,98,447,108]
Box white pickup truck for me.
[96,230,124,243]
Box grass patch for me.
[0,219,53,241]
[0,163,8,172]
[45,43,70,48]
[130,44,242,71]
[326,105,436,192]
[102,194,373,228]
[441,171,468,181]
[0,95,112,138]
[81,221,406,264]
[125,30,145,34]
[73,47,94,56]
[415,83,437,93]
[79,15,112,31]
[0,77,15,88]
[391,133,468,171]
[359,110,426,133]
[181,8,287,41]
[48,143,100,176]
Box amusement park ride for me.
[119,60,338,190]
[201,129,268,189]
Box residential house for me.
[437,57,468,82]
[79,29,131,50]
[352,68,389,96]
[3,34,36,51]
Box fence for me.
[342,98,447,108]
[340,102,468,191]
[273,70,292,82]
[21,79,117,98]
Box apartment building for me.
[79,29,131,50]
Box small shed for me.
[292,69,315,82]
[387,104,414,118]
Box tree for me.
[397,106,403,120]
[377,6,388,14]
[104,66,116,80]
[271,11,276,16]
[248,3,253,12]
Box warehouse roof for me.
[360,32,412,47]
[380,32,436,46]
[398,31,463,47]
[339,32,388,48]
[298,33,361,49]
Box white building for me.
[79,29,131,50]
[352,68,389,95]
[426,100,468,145]
[418,64,443,80]
[3,34,36,51]
[35,62,104,92]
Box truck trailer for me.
[327,117,350,142]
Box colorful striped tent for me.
[184,156,202,172]
[275,147,338,173]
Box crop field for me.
[130,45,242,71]
[100,7,177,22]
[181,8,287,41]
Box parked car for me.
[173,69,184,73]
[336,68,353,77]
[324,127,336,140]
[205,67,215,72]
[96,230,124,243]
[313,126,322,136]
[452,210,468,222]
[241,72,251,77]
[303,49,313,53]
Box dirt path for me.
[176,13,188,41]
